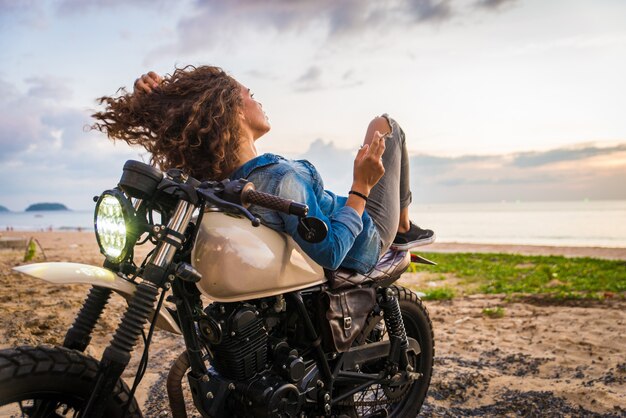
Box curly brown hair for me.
[92,65,243,180]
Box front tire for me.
[0,345,141,417]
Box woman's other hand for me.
[133,71,162,94]
[352,130,386,196]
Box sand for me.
[0,231,624,417]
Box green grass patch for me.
[422,287,455,301]
[409,252,626,300]
[482,307,505,318]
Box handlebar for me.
[116,160,323,241]
[121,161,309,220]
[196,178,309,223]
[242,189,309,218]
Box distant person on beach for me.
[92,66,434,273]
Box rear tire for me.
[393,285,434,415]
[0,345,142,417]
[340,285,434,417]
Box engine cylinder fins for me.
[208,305,269,381]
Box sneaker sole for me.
[390,234,436,251]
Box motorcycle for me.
[0,160,435,417]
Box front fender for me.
[12,262,181,335]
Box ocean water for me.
[409,200,626,248]
[0,210,94,232]
[1,200,625,248]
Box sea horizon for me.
[1,200,625,249]
[3,197,626,214]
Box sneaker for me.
[390,222,436,250]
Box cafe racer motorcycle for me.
[0,160,434,417]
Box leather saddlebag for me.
[320,287,376,353]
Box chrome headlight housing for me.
[94,189,137,264]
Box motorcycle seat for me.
[325,249,411,290]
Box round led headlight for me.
[94,189,136,264]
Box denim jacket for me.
[228,153,381,273]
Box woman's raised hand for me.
[133,71,162,94]
[352,130,386,196]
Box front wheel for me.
[0,345,141,417]
[339,285,434,417]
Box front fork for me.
[63,286,113,352]
[80,199,197,418]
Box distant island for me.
[25,203,69,212]
[0,205,8,212]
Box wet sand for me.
[0,231,624,417]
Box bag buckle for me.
[343,316,352,330]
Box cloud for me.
[0,0,47,29]
[158,0,461,57]
[0,96,54,157]
[294,66,323,92]
[474,0,518,11]
[55,0,169,14]
[325,1,371,36]
[0,78,143,210]
[293,65,363,92]
[295,138,354,192]
[25,76,73,100]
[244,69,279,81]
[294,139,626,203]
[411,144,626,202]
[0,77,77,158]
[0,79,18,99]
[407,0,452,22]
[0,0,37,13]
[512,144,626,168]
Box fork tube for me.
[81,199,196,418]
[151,200,195,268]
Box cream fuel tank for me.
[192,211,327,302]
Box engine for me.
[202,303,268,381]
[195,302,313,417]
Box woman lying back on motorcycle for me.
[92,65,435,274]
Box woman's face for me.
[238,83,271,140]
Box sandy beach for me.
[1,231,624,417]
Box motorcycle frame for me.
[53,181,418,417]
[182,284,421,417]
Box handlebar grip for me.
[243,189,309,217]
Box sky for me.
[0,0,625,210]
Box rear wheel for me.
[338,285,434,417]
[0,345,141,417]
